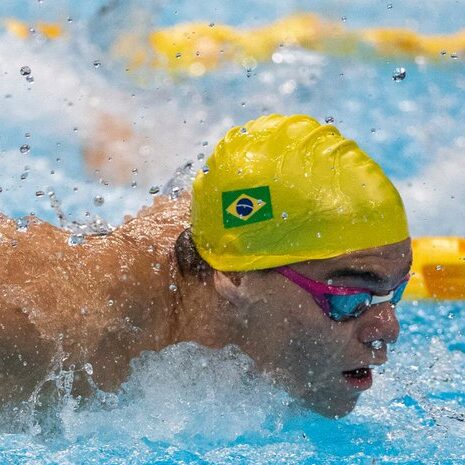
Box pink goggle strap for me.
[275,266,367,296]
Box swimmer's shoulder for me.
[119,192,191,246]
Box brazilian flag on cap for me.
[222,186,273,228]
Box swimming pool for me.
[0,0,464,463]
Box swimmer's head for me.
[181,114,411,417]
[191,113,409,272]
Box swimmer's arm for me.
[0,197,187,395]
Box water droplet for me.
[341,16,347,22]
[83,362,93,375]
[20,66,31,76]
[435,265,443,271]
[209,22,215,27]
[197,153,205,160]
[35,190,45,197]
[202,141,208,146]
[25,132,31,138]
[16,217,29,232]
[68,233,84,246]
[387,3,393,9]
[447,312,455,319]
[131,181,137,188]
[93,60,101,68]
[149,186,160,195]
[107,299,114,306]
[281,211,288,220]
[392,67,406,81]
[202,165,209,174]
[451,52,459,60]
[440,50,447,56]
[370,339,383,350]
[131,168,138,175]
[175,52,182,59]
[170,186,181,199]
[325,116,334,123]
[240,127,247,134]
[93,195,104,207]
[169,283,177,292]
[67,17,73,23]
[19,144,30,154]
[20,172,28,180]
[26,75,34,83]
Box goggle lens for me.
[326,279,409,321]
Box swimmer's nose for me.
[358,301,400,346]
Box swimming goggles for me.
[275,266,409,321]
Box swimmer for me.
[0,114,412,417]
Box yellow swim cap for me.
[191,114,409,271]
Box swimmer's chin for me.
[300,393,360,418]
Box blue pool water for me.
[0,0,464,463]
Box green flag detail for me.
[222,186,273,228]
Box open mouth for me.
[342,367,373,390]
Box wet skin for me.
[0,194,412,417]
[212,239,412,417]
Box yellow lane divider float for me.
[3,16,465,300]
[3,13,465,76]
[406,237,465,300]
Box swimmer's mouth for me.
[342,367,373,390]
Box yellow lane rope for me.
[405,237,465,300]
[3,13,465,76]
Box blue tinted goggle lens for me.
[327,293,371,320]
[326,280,409,321]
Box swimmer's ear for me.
[213,271,249,307]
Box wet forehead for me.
[291,239,412,290]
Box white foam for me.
[60,343,292,444]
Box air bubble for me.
[202,165,210,174]
[93,60,101,68]
[83,363,94,375]
[20,66,31,76]
[370,340,383,350]
[169,283,177,292]
[16,217,29,232]
[93,195,104,207]
[149,186,160,195]
[68,234,84,246]
[35,190,45,197]
[281,212,288,220]
[392,67,406,81]
[19,144,30,154]
[325,116,334,123]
